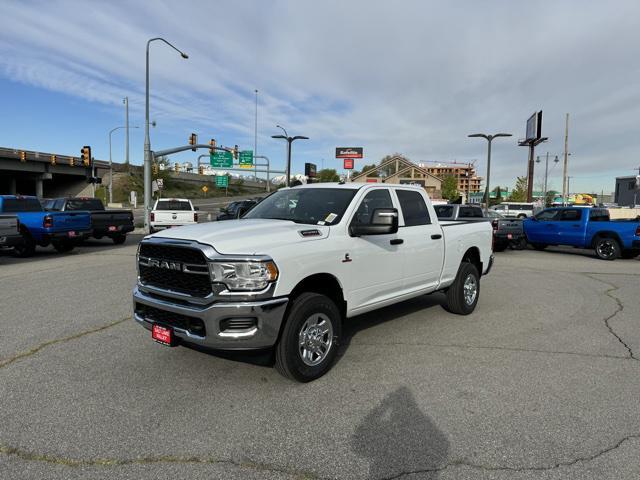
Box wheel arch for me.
[288,273,346,320]
[461,246,483,275]
[591,231,623,248]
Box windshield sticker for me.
[317,221,326,225]
[324,213,338,223]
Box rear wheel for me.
[275,293,341,382]
[52,240,74,253]
[531,243,547,250]
[443,262,480,315]
[513,237,528,250]
[13,234,36,258]
[112,234,126,245]
[594,237,620,261]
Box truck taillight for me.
[194,212,198,222]
[43,215,53,229]
[636,226,640,237]
[491,219,498,231]
[150,212,155,222]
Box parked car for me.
[491,202,537,218]
[149,198,198,233]
[216,200,258,221]
[45,197,134,244]
[134,183,493,381]
[0,214,23,249]
[524,207,640,260]
[0,195,92,257]
[434,204,525,251]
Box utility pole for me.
[254,89,258,180]
[562,113,570,206]
[124,97,129,166]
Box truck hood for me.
[148,219,329,255]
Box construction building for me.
[418,162,483,194]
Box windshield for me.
[243,188,357,225]
[156,200,192,211]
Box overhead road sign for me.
[239,150,253,169]
[211,150,233,168]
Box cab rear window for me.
[2,198,43,212]
[156,200,192,211]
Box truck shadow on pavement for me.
[352,386,450,479]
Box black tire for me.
[94,235,103,240]
[514,237,528,250]
[594,237,620,261]
[275,292,341,382]
[531,243,547,250]
[443,262,480,315]
[52,240,74,253]
[621,250,640,259]
[112,234,126,245]
[13,234,36,258]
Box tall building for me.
[418,163,482,194]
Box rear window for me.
[434,205,454,218]
[156,200,192,211]
[397,190,431,226]
[64,198,104,210]
[2,198,43,212]
[459,206,484,218]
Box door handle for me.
[390,238,404,245]
[431,234,442,240]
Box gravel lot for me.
[1,238,639,479]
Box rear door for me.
[394,189,444,292]
[557,208,585,246]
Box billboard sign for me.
[525,111,543,142]
[304,162,317,178]
[336,147,363,159]
[343,158,354,170]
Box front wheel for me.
[594,237,620,261]
[13,235,36,258]
[275,293,341,382]
[443,262,480,315]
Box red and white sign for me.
[343,159,354,170]
[152,324,173,346]
[336,147,363,159]
[366,178,378,183]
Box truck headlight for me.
[209,260,279,291]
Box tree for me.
[441,174,459,201]
[359,164,378,177]
[509,176,528,202]
[490,186,503,207]
[317,168,340,183]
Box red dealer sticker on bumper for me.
[152,324,175,346]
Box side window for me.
[536,210,559,221]
[352,189,393,225]
[54,199,65,211]
[458,206,473,218]
[396,190,431,226]
[589,209,609,222]
[560,209,582,221]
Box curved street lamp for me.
[109,125,139,204]
[271,125,309,187]
[468,133,512,212]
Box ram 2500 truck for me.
[0,195,92,257]
[524,207,640,260]
[45,197,134,244]
[133,183,494,381]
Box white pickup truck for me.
[133,183,493,381]
[149,198,198,233]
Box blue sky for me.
[1,0,639,193]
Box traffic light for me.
[233,144,239,160]
[80,146,92,167]
[19,151,27,162]
[152,163,159,176]
[50,155,57,166]
[209,138,216,154]
[189,133,197,152]
[174,162,180,173]
[198,165,204,175]
[69,157,75,167]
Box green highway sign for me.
[239,150,253,169]
[215,175,229,188]
[210,150,233,168]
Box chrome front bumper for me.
[133,286,288,350]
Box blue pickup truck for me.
[0,195,92,257]
[524,207,640,260]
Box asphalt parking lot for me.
[1,239,639,479]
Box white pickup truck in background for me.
[133,183,494,381]
[149,198,198,233]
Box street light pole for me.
[468,133,512,213]
[254,89,258,180]
[123,97,129,166]
[271,125,309,187]
[109,125,139,205]
[144,37,188,232]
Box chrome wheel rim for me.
[597,240,614,258]
[298,313,333,366]
[463,274,478,305]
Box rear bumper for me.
[93,225,134,236]
[132,286,288,350]
[150,224,195,231]
[42,229,92,242]
[0,234,24,247]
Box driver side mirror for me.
[350,208,399,236]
